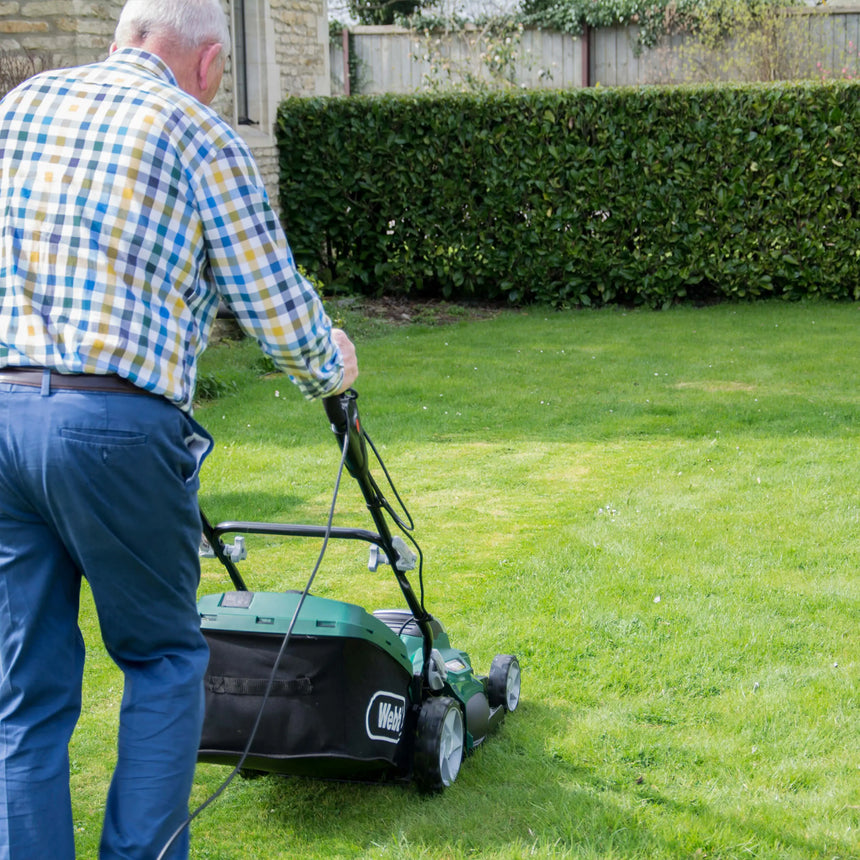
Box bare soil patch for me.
[340,296,501,326]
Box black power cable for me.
[362,429,427,610]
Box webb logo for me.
[365,691,406,743]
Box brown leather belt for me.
[0,367,156,396]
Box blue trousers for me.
[0,379,212,859]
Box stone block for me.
[0,19,47,33]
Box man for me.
[0,1,357,857]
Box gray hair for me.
[115,0,230,53]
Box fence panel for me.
[519,29,585,89]
[798,7,860,77]
[591,25,641,86]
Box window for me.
[234,0,253,125]
[231,0,279,140]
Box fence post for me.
[582,23,591,87]
[342,28,351,96]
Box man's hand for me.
[331,328,358,393]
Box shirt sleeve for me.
[194,140,344,400]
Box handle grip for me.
[323,389,350,432]
[323,389,368,478]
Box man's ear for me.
[198,42,224,94]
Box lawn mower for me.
[195,389,521,791]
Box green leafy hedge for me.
[277,83,860,306]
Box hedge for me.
[276,83,860,306]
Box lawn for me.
[72,300,859,859]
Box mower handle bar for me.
[322,389,437,679]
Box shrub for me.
[277,83,860,307]
[671,0,821,83]
[348,0,423,26]
[0,50,50,99]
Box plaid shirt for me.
[0,48,342,412]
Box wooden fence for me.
[330,6,860,93]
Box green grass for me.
[72,301,859,858]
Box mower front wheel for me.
[414,696,465,792]
[488,654,521,712]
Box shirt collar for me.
[103,47,179,89]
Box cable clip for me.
[199,535,247,562]
[368,536,416,572]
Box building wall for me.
[274,0,330,97]
[0,0,331,214]
[0,1,124,67]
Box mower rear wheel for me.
[414,696,465,791]
[488,654,521,712]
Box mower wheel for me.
[414,696,465,792]
[488,655,521,712]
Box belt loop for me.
[40,368,51,396]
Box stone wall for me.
[0,0,123,67]
[273,0,329,97]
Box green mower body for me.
[196,391,520,790]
